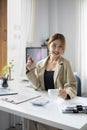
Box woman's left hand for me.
[59,89,67,99]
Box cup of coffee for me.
[48,89,59,98]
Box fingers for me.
[28,56,34,62]
[59,89,67,99]
[26,56,35,70]
[59,88,65,94]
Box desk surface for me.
[0,79,87,130]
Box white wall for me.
[35,0,79,71]
[34,0,49,44]
[53,0,78,71]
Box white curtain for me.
[26,0,37,46]
[80,0,87,95]
[76,0,87,95]
[7,0,37,79]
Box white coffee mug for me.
[48,89,59,98]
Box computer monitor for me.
[26,47,48,65]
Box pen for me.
[0,93,18,96]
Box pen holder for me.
[2,77,8,88]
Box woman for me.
[26,33,77,130]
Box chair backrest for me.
[74,75,81,96]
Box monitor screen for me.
[26,47,48,65]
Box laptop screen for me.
[26,47,48,65]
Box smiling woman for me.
[26,33,77,130]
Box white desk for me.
[0,79,87,130]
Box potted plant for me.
[3,60,14,80]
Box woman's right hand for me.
[26,56,35,71]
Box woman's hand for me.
[59,89,67,99]
[26,56,35,71]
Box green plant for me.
[3,60,14,77]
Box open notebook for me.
[2,93,41,104]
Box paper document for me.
[2,93,41,104]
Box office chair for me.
[74,75,81,96]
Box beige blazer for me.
[26,56,77,98]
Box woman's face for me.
[48,39,64,58]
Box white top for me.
[0,79,87,130]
